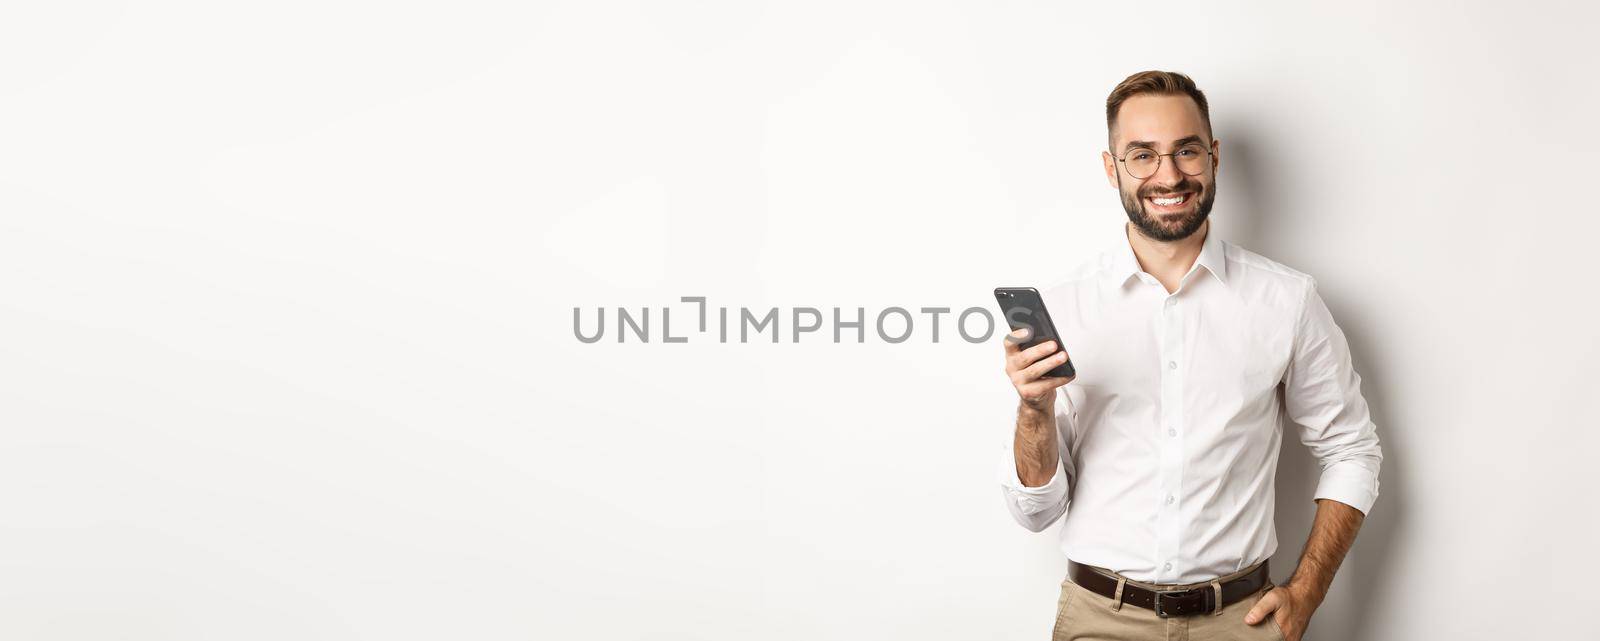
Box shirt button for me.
[1165,494,1174,504]
[1167,428,1176,437]
[1168,361,1177,370]
[1164,562,1173,571]
[1165,299,1175,307]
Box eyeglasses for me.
[1114,143,1214,180]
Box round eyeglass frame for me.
[1113,143,1215,180]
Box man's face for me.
[1101,94,1220,242]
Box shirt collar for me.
[1106,221,1229,289]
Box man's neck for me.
[1126,218,1207,294]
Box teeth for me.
[1151,194,1187,206]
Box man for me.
[998,70,1382,641]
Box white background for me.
[2,1,1597,639]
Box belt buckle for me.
[1153,589,1197,618]
[1154,592,1173,618]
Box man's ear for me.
[1210,138,1221,175]
[1102,150,1118,188]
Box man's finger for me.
[1008,341,1059,370]
[1020,350,1070,381]
[1003,341,1051,370]
[1021,340,1060,362]
[1002,327,1033,345]
[1243,590,1280,625]
[1002,330,1025,354]
[1025,377,1074,394]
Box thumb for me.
[1244,590,1280,625]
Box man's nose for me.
[1150,154,1186,186]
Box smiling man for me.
[997,71,1382,640]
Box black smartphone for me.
[993,287,1076,378]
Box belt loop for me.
[1110,576,1126,612]
[1210,580,1223,616]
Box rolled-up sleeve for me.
[1284,278,1383,515]
[996,390,1077,532]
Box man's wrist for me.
[1016,404,1055,443]
[1279,578,1327,608]
[1017,400,1052,422]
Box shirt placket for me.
[1154,291,1185,582]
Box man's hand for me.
[1246,498,1365,640]
[1002,329,1075,412]
[1244,582,1320,641]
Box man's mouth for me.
[1145,191,1194,211]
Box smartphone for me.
[993,287,1075,379]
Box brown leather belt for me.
[1066,559,1270,618]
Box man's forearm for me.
[1284,498,1366,603]
[1013,404,1058,487]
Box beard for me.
[1120,177,1216,242]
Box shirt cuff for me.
[997,438,1069,516]
[1312,462,1380,515]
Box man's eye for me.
[1131,152,1154,161]
[1177,149,1198,158]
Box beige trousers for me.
[1051,562,1285,641]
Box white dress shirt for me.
[998,221,1382,584]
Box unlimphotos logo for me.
[573,296,1006,344]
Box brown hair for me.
[1105,70,1212,150]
